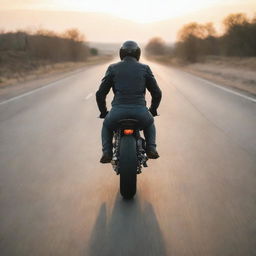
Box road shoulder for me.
[0,56,112,103]
[147,56,256,97]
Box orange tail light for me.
[123,129,134,135]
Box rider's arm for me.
[145,66,162,116]
[96,65,114,117]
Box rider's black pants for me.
[101,104,156,153]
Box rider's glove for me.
[149,107,158,117]
[99,111,109,119]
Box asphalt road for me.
[0,60,256,256]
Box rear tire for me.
[119,135,137,199]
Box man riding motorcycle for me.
[96,41,162,163]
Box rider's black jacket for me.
[96,56,162,116]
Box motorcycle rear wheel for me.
[119,135,137,199]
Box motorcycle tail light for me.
[123,129,134,135]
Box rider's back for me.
[108,56,155,107]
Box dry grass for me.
[0,54,112,88]
[0,55,113,101]
[148,55,256,96]
[184,56,256,95]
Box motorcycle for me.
[111,119,148,199]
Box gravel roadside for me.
[0,56,112,102]
[147,56,256,97]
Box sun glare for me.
[2,0,239,23]
[57,0,223,23]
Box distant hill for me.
[0,3,255,43]
[88,42,121,55]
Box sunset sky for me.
[1,0,256,42]
[2,0,256,23]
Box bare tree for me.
[145,37,167,55]
[178,22,216,42]
[223,13,249,32]
[63,28,85,42]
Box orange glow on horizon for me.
[2,0,256,23]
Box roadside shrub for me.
[0,28,90,62]
[145,13,256,63]
[145,37,167,56]
[90,48,98,56]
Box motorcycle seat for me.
[117,119,139,129]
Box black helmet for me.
[119,40,141,61]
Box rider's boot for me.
[101,124,113,163]
[100,151,113,163]
[143,123,159,159]
[146,146,160,159]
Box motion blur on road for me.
[0,59,256,256]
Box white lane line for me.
[184,71,256,103]
[85,93,93,100]
[153,62,256,103]
[0,79,64,106]
[0,66,92,106]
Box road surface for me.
[0,60,256,256]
